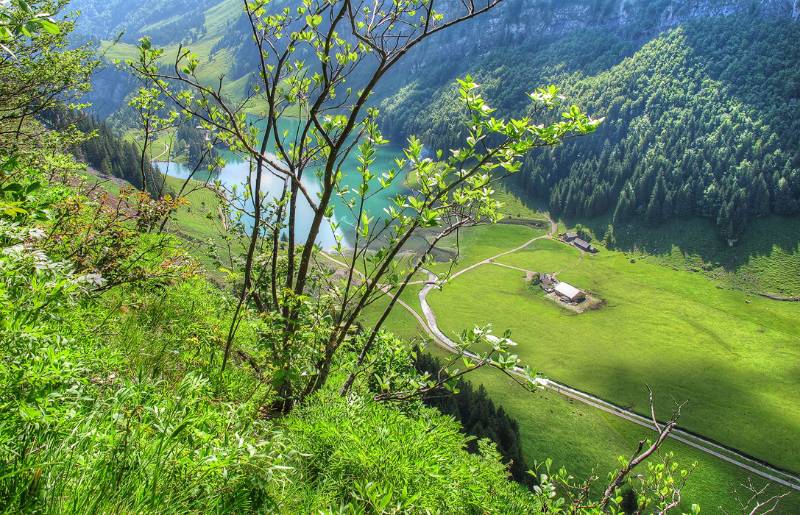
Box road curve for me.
[320,219,800,492]
[414,218,800,493]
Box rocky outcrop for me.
[447,0,798,45]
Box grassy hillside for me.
[425,224,547,275]
[162,175,237,282]
[454,362,800,514]
[605,216,800,298]
[427,236,800,472]
[1,155,539,513]
[100,36,239,91]
[362,222,800,512]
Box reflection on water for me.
[155,155,341,249]
[155,138,407,249]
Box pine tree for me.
[646,173,666,225]
[751,174,771,217]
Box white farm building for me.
[554,282,586,303]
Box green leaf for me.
[37,18,59,35]
[306,14,322,28]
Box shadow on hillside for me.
[560,212,800,269]
[590,351,800,477]
[499,183,552,217]
[613,218,799,269]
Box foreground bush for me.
[0,162,535,513]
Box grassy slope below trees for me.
[598,215,800,297]
[450,359,800,514]
[162,175,238,284]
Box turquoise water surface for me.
[156,119,409,248]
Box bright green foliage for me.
[0,234,288,511]
[0,159,539,513]
[0,1,95,159]
[0,155,279,511]
[0,0,60,53]
[10,1,789,512]
[281,389,538,513]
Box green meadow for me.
[426,235,800,472]
[364,296,800,513]
[424,224,548,275]
[360,219,800,511]
[609,216,800,298]
[441,356,800,513]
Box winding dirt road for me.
[413,218,800,493]
[321,218,800,492]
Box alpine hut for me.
[554,282,586,303]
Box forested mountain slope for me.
[378,11,800,243]
[77,0,800,242]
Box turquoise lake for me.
[155,119,409,248]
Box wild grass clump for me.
[0,215,292,512]
[279,387,537,513]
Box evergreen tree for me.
[413,352,535,487]
[646,173,666,225]
[751,174,771,217]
